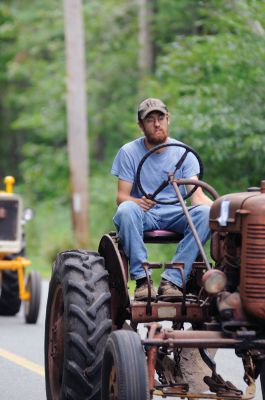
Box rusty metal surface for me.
[241,214,265,320]
[209,192,256,232]
[48,284,64,400]
[209,186,265,321]
[170,178,212,271]
[131,300,208,324]
[143,324,258,399]
[143,328,265,349]
[153,390,253,399]
[144,337,265,349]
[147,341,158,392]
[210,231,225,262]
[98,234,129,327]
[172,178,219,201]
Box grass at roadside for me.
[24,174,117,279]
[25,199,73,279]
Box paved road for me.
[0,280,262,399]
[0,281,47,400]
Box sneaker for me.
[134,279,157,301]
[158,279,183,299]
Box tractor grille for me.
[243,223,265,300]
[0,199,19,241]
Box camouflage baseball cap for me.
[138,98,168,120]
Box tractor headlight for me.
[23,208,35,222]
[202,269,227,294]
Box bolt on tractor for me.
[0,176,41,323]
[45,143,265,399]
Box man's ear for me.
[167,112,170,125]
[138,120,144,132]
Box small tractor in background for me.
[45,143,265,400]
[0,176,41,323]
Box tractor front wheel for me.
[24,270,41,324]
[101,330,150,400]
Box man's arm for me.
[116,179,156,211]
[187,176,213,207]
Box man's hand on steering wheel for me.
[137,196,156,211]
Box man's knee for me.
[190,205,211,239]
[200,204,210,220]
[114,201,142,225]
[191,204,210,222]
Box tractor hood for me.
[209,181,265,232]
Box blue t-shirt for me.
[111,137,200,202]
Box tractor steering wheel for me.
[136,142,204,205]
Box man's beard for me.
[145,129,168,145]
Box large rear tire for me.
[101,330,150,400]
[45,250,111,400]
[0,270,21,315]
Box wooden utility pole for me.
[64,0,89,247]
[138,0,154,78]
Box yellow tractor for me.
[0,176,41,323]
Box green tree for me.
[1,0,265,197]
[148,0,265,192]
[0,1,68,198]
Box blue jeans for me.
[113,201,211,288]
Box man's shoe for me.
[134,279,157,301]
[157,278,183,300]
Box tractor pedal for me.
[156,294,183,303]
[142,262,163,269]
[164,262,185,269]
[155,383,189,396]
[204,375,243,398]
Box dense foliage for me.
[0,0,265,274]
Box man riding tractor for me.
[112,97,212,301]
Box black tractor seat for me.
[143,230,183,244]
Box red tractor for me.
[45,143,265,399]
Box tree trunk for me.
[64,0,89,247]
[138,0,154,79]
